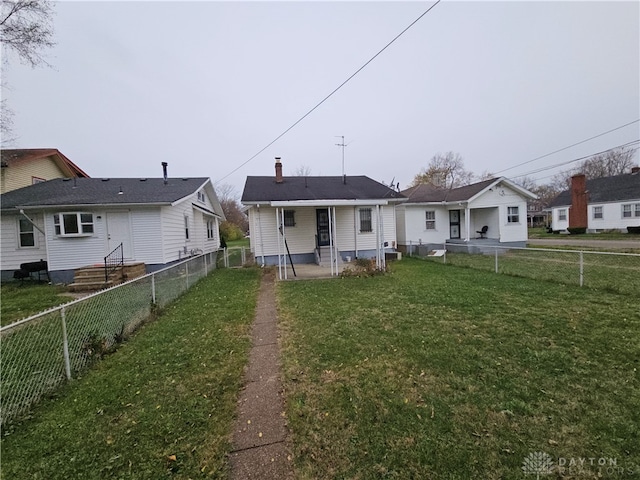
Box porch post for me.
[276,208,282,280]
[379,205,386,269]
[464,205,471,242]
[328,206,334,276]
[375,205,381,269]
[332,207,339,276]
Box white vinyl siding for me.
[0,214,48,270]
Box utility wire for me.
[510,139,640,179]
[494,119,640,175]
[215,0,442,185]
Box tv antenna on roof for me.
[335,136,354,176]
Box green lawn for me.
[1,282,70,326]
[279,257,639,479]
[528,227,639,240]
[1,268,260,480]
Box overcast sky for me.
[2,0,639,197]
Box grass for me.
[528,227,639,240]
[226,238,250,248]
[1,282,69,327]
[279,257,639,479]
[438,249,640,295]
[0,268,260,480]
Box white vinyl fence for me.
[413,242,640,296]
[0,252,218,425]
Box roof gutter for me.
[19,209,45,235]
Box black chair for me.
[476,225,488,239]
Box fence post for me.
[61,306,72,380]
[495,247,499,274]
[186,260,190,289]
[579,251,584,287]
[443,242,447,264]
[151,273,156,304]
[204,253,208,276]
[409,240,412,257]
[241,247,246,266]
[224,247,229,268]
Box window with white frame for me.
[197,191,205,203]
[593,206,603,219]
[18,218,36,247]
[622,203,640,218]
[425,210,436,230]
[283,210,295,227]
[507,206,519,224]
[359,208,372,233]
[54,213,94,236]
[558,209,567,221]
[206,219,216,240]
[184,215,190,240]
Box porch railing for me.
[104,243,124,282]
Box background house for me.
[549,168,640,232]
[396,177,537,253]
[1,176,225,283]
[241,158,405,277]
[1,149,89,194]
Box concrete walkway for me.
[229,272,293,480]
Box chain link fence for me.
[414,243,640,296]
[0,252,217,426]
[216,246,253,268]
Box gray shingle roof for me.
[241,176,404,203]
[401,178,498,203]
[549,173,640,207]
[1,177,209,210]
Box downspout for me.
[328,206,334,276]
[332,207,338,275]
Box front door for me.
[449,210,461,239]
[316,209,330,246]
[105,210,133,260]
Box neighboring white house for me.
[241,158,406,278]
[549,168,640,232]
[1,177,225,283]
[396,177,537,252]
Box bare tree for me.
[1,0,55,67]
[1,0,55,142]
[215,183,248,239]
[551,146,638,188]
[410,152,474,189]
[292,165,312,176]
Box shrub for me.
[340,258,387,278]
[219,221,244,241]
[567,227,587,235]
[627,226,640,234]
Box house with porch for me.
[1,148,89,194]
[241,158,406,279]
[396,177,537,253]
[1,175,224,284]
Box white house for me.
[241,158,406,278]
[549,168,640,232]
[1,176,225,283]
[396,177,537,252]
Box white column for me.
[332,207,339,275]
[276,208,282,280]
[464,205,471,242]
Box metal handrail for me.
[104,243,124,282]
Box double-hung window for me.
[593,206,603,219]
[206,219,216,240]
[54,213,94,236]
[425,210,436,230]
[283,210,295,227]
[18,218,36,247]
[507,206,519,224]
[622,203,640,218]
[558,209,567,221]
[359,208,372,233]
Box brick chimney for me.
[275,157,283,183]
[569,173,588,229]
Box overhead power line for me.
[511,139,640,179]
[215,0,442,185]
[494,119,640,175]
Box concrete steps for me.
[68,262,146,292]
[316,247,343,269]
